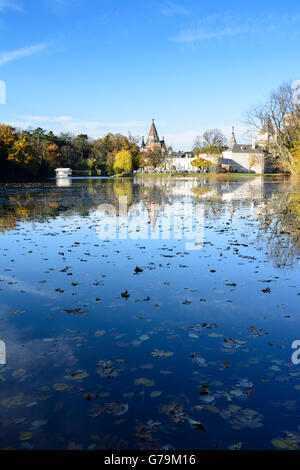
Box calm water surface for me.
[0,176,300,450]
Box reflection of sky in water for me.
[0,177,299,449]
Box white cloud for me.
[10,116,158,139]
[165,125,251,151]
[0,43,48,66]
[21,115,73,123]
[0,0,23,12]
[44,0,78,15]
[162,1,190,16]
[171,12,300,43]
[9,116,251,151]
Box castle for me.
[141,119,166,153]
[140,121,269,174]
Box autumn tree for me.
[291,132,300,174]
[193,129,227,155]
[45,143,61,169]
[245,81,300,173]
[140,148,165,168]
[0,124,141,176]
[191,157,213,171]
[8,136,39,175]
[113,150,133,174]
[0,124,16,169]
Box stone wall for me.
[222,151,265,173]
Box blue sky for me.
[0,0,299,150]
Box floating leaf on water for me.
[104,402,128,416]
[53,383,68,391]
[65,370,89,381]
[134,378,155,387]
[12,369,26,378]
[205,405,220,414]
[200,394,215,404]
[228,442,242,450]
[221,406,263,430]
[158,402,186,424]
[187,418,205,431]
[150,391,162,398]
[30,420,47,431]
[271,438,300,450]
[19,432,32,441]
[94,330,106,337]
[26,401,38,408]
[91,402,128,417]
[97,359,125,379]
[121,289,130,299]
[138,334,150,342]
[151,349,174,359]
[228,405,242,413]
[1,394,24,408]
[189,333,200,339]
[208,332,222,338]
[190,353,207,366]
[123,392,134,399]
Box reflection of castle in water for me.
[56,178,72,188]
[133,176,266,202]
[1,177,299,268]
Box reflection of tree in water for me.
[190,184,225,220]
[0,179,169,233]
[257,184,300,268]
[112,180,133,210]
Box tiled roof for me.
[229,144,264,154]
[148,119,159,142]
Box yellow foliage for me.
[291,134,300,174]
[191,157,213,168]
[113,150,132,174]
[8,136,34,167]
[0,124,16,147]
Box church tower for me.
[229,127,237,149]
[143,119,166,153]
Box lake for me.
[0,175,299,450]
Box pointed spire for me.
[147,119,160,144]
[229,126,237,149]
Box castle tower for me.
[146,119,160,148]
[229,127,237,149]
[143,119,166,153]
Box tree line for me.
[0,126,145,177]
[1,81,300,177]
[0,124,177,177]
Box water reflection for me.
[0,175,300,450]
[0,176,299,267]
[56,177,72,188]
